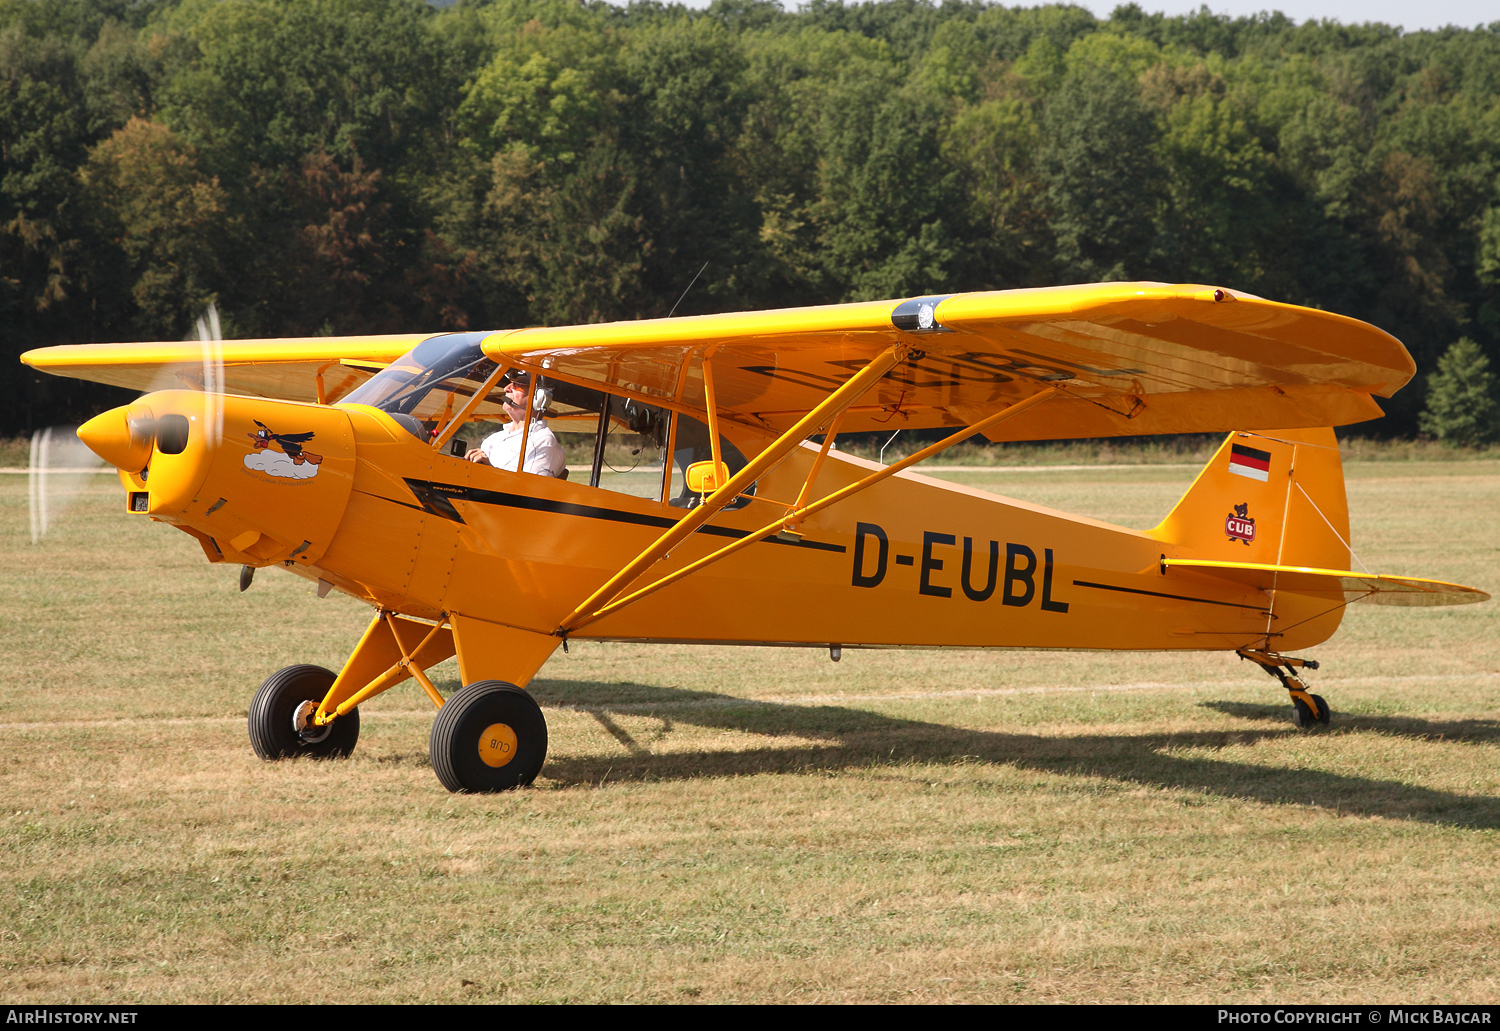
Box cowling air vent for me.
[891,295,954,335]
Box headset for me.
[504,373,552,414]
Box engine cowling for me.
[79,390,355,568]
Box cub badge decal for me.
[244,420,324,481]
[1225,503,1255,544]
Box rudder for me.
[1149,429,1351,572]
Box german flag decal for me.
[1228,443,1272,482]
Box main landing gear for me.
[1238,649,1330,729]
[248,667,549,793]
[429,681,548,792]
[247,611,558,791]
[248,664,362,759]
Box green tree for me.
[0,18,132,433]
[1036,58,1163,282]
[735,26,901,305]
[1420,338,1500,446]
[816,84,962,300]
[79,117,228,337]
[160,0,446,175]
[617,17,757,315]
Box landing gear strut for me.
[1238,648,1330,729]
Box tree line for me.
[4,0,1499,437]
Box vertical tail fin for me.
[1149,428,1352,571]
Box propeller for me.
[194,303,224,451]
[28,303,225,544]
[27,424,104,544]
[189,305,244,590]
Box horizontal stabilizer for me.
[1162,558,1489,607]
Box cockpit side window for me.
[349,340,746,506]
[450,380,672,497]
[584,395,672,500]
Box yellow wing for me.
[1163,558,1489,607]
[487,282,1413,438]
[20,334,432,404]
[21,283,1414,440]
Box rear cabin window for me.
[667,415,754,510]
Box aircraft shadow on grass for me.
[1202,700,1500,745]
[514,679,1500,830]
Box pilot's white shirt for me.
[480,418,566,477]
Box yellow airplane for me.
[22,282,1489,792]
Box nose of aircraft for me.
[77,391,223,520]
[77,403,157,472]
[77,389,358,572]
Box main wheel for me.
[429,681,547,793]
[1291,693,1331,729]
[248,664,360,760]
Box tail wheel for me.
[1291,693,1332,729]
[430,681,547,793]
[248,664,360,760]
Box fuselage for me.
[99,390,1341,655]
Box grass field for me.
[2,458,1498,1003]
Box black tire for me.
[1291,693,1332,729]
[248,664,360,760]
[430,681,547,793]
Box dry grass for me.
[1,461,1497,1003]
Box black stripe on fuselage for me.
[395,478,847,554]
[358,489,425,513]
[1072,579,1267,612]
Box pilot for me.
[465,374,566,476]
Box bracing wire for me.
[669,262,710,319]
[879,429,902,465]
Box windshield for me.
[343,333,499,420]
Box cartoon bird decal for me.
[248,420,323,465]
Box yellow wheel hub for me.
[477,722,518,768]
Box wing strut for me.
[560,386,1059,634]
[555,345,909,635]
